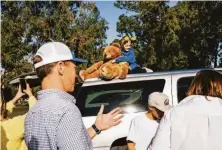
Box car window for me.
[76,79,165,117]
[177,70,222,103]
[177,77,194,102]
[71,83,83,98]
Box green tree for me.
[114,1,222,70]
[1,1,108,97]
[68,2,108,69]
[1,1,108,82]
[176,1,222,68]
[115,1,182,70]
[1,2,33,76]
[188,1,222,68]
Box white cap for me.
[34,42,87,69]
[148,92,171,112]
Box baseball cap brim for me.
[71,52,88,64]
[156,105,172,112]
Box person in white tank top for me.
[127,92,171,150]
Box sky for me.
[95,1,178,44]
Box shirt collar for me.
[122,48,132,52]
[37,89,76,104]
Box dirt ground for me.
[8,104,29,118]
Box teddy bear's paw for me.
[119,75,127,79]
[79,70,85,82]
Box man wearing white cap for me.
[127,92,171,150]
[24,42,123,150]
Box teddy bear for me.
[79,43,129,81]
[99,62,129,80]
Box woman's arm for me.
[6,85,25,113]
[23,83,37,109]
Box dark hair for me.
[1,101,8,120]
[33,56,57,81]
[1,83,9,120]
[187,70,222,98]
[33,56,72,82]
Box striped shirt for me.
[24,89,93,150]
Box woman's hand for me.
[14,84,25,100]
[23,83,34,98]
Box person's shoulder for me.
[27,96,78,116]
[163,95,202,120]
[178,95,200,105]
[176,95,210,110]
[174,95,222,114]
[51,98,78,115]
[133,113,147,122]
[60,98,79,111]
[25,99,81,125]
[55,97,81,116]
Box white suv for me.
[9,68,222,150]
[75,68,222,150]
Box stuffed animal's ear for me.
[102,47,106,51]
[131,36,136,41]
[111,42,121,48]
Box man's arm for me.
[87,127,97,139]
[127,141,136,150]
[88,105,124,139]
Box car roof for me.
[82,68,222,86]
[9,71,38,85]
[9,68,222,86]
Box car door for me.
[172,72,197,105]
[172,69,222,105]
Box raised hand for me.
[95,105,124,131]
[23,83,33,97]
[14,84,25,100]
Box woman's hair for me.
[1,82,8,120]
[187,70,222,98]
[1,101,8,120]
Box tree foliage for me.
[114,1,222,70]
[1,1,108,83]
